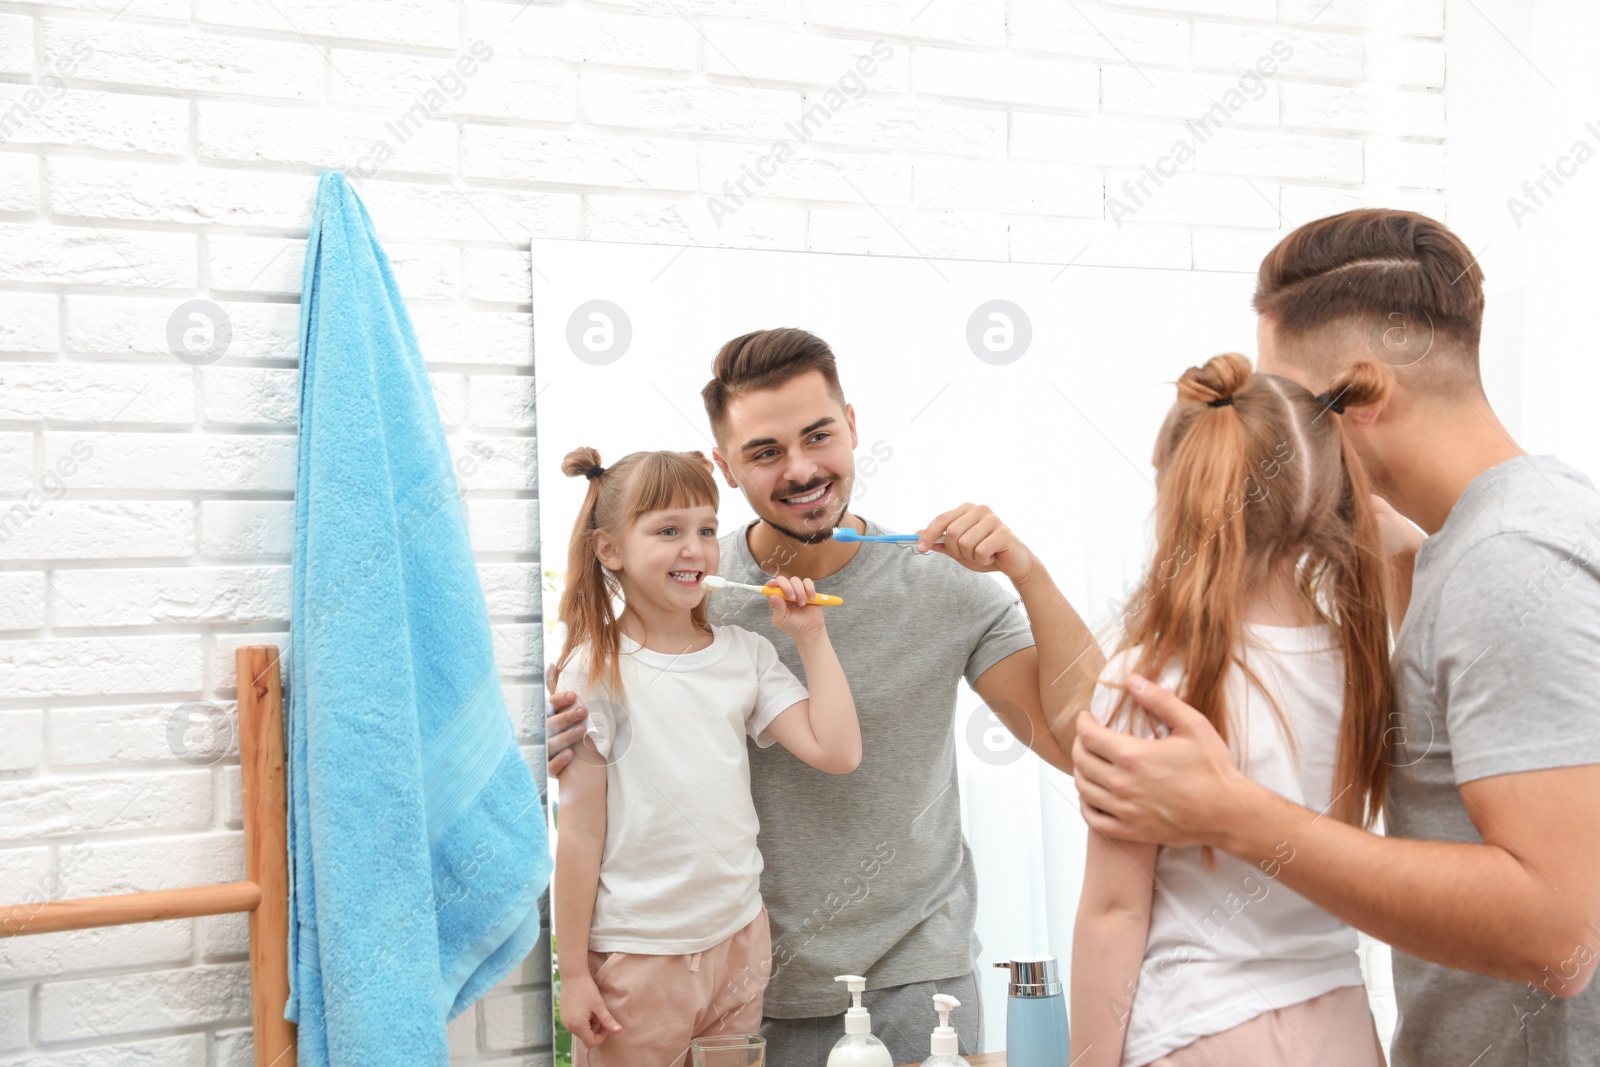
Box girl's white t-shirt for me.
[567,624,809,954]
[1092,623,1368,1067]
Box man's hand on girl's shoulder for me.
[545,679,588,778]
[1072,674,1258,851]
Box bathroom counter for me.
[894,1055,1004,1066]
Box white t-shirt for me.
[1091,623,1368,1067]
[567,624,809,954]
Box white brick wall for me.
[0,0,1445,1060]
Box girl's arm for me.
[1071,826,1157,1067]
[761,629,862,775]
[553,737,622,1046]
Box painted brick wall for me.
[0,0,1445,1061]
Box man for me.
[1073,209,1600,1065]
[546,327,1102,1065]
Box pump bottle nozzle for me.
[835,975,873,1035]
[929,994,961,1059]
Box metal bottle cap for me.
[993,955,1062,997]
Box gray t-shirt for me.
[706,516,1036,1017]
[1388,455,1600,1066]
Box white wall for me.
[1441,0,1600,480]
[0,0,1447,1062]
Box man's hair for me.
[1253,209,1486,392]
[701,328,847,446]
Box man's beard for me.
[764,479,852,546]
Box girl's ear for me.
[592,529,622,571]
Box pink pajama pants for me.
[574,906,772,1067]
[1145,985,1386,1067]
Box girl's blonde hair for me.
[1115,353,1395,835]
[549,446,720,705]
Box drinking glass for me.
[689,1033,765,1067]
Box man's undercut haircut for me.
[1254,209,1487,395]
[702,328,847,449]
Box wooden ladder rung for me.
[2,881,263,937]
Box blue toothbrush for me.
[831,527,945,544]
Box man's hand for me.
[1071,673,1257,848]
[545,670,588,779]
[916,502,1035,584]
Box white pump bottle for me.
[919,993,970,1067]
[826,975,893,1067]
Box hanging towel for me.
[286,171,550,1066]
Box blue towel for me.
[286,171,550,1065]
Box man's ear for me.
[845,402,858,450]
[1346,402,1382,427]
[1347,380,1397,427]
[710,448,739,488]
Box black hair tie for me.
[1315,391,1346,415]
[585,464,606,480]
[1206,396,1235,408]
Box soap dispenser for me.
[827,975,893,1067]
[994,955,1070,1065]
[919,993,970,1067]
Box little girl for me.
[1071,353,1393,1066]
[551,445,861,1067]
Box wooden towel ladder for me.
[0,646,296,1067]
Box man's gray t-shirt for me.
[706,516,1036,1017]
[1388,455,1600,1066]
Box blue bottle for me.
[994,956,1070,1065]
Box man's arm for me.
[915,504,1104,775]
[1012,557,1105,765]
[973,647,1070,775]
[1073,680,1600,994]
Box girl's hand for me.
[560,976,622,1048]
[1372,494,1425,558]
[766,574,826,643]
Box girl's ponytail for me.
[1123,353,1265,866]
[1145,353,1255,752]
[1316,360,1396,827]
[552,446,627,705]
[1316,359,1390,419]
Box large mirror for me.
[531,238,1258,1062]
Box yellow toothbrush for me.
[701,574,844,606]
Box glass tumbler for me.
[690,1033,765,1067]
